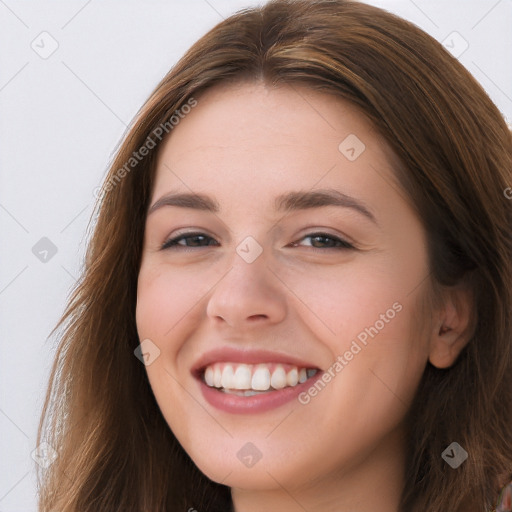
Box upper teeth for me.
[203,362,318,391]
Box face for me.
[136,81,433,495]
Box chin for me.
[187,439,316,492]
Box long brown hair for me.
[36,1,512,510]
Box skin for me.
[135,81,472,512]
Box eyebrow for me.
[147,188,378,224]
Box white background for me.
[0,1,511,510]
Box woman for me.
[36,0,512,510]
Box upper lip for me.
[191,347,320,377]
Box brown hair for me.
[36,1,512,510]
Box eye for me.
[161,231,354,251]
[161,232,218,250]
[291,232,354,250]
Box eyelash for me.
[160,232,355,251]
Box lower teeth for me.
[220,388,275,396]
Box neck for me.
[231,425,407,512]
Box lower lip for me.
[196,371,324,414]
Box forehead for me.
[151,81,406,217]
[158,81,380,161]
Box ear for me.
[428,281,475,369]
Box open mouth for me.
[198,362,320,396]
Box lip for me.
[196,369,324,414]
[191,347,323,414]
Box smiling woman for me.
[36,1,512,511]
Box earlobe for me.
[428,283,475,369]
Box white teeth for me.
[221,365,234,389]
[203,362,319,392]
[270,365,287,389]
[251,365,271,391]
[204,366,214,386]
[286,368,299,387]
[233,364,252,389]
[213,366,222,387]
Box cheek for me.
[319,297,429,455]
[284,257,430,412]
[295,302,428,468]
[135,262,220,339]
[134,262,225,406]
[273,255,424,346]
[135,265,202,446]
[135,266,193,399]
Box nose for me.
[205,245,287,331]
